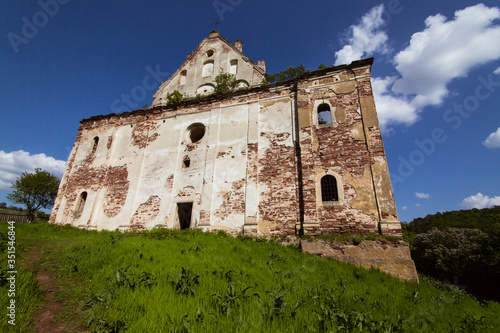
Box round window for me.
[188,123,206,143]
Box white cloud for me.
[415,203,421,208]
[415,192,430,199]
[335,4,500,129]
[0,150,66,191]
[482,127,500,148]
[461,193,500,209]
[494,67,500,75]
[334,4,389,66]
[392,4,500,108]
[402,206,407,211]
[372,76,418,129]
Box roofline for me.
[81,57,374,125]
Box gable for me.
[151,31,266,107]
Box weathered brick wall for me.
[102,166,129,217]
[292,63,400,237]
[297,77,379,235]
[258,132,298,236]
[50,58,401,238]
[130,196,161,230]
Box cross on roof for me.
[212,19,222,31]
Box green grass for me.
[1,222,499,332]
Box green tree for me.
[412,228,488,285]
[165,90,184,106]
[7,168,60,222]
[214,69,238,93]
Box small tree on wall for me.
[214,69,238,93]
[165,90,184,106]
[7,168,60,222]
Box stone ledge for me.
[300,239,418,282]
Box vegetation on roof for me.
[214,69,238,94]
[262,64,310,85]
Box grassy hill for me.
[1,222,499,332]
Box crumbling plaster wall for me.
[296,65,400,236]
[256,97,298,235]
[50,61,400,237]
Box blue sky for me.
[1,0,499,222]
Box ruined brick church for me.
[50,31,402,238]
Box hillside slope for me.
[1,223,499,332]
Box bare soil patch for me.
[26,248,86,333]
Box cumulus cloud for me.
[372,76,418,129]
[415,192,430,199]
[392,4,500,108]
[482,127,500,148]
[335,4,500,129]
[461,193,500,209]
[334,4,389,66]
[0,150,66,191]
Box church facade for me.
[50,31,402,237]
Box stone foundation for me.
[301,239,418,282]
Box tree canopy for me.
[404,206,500,301]
[7,168,60,222]
[406,206,500,234]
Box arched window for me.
[202,61,214,77]
[91,137,99,154]
[196,84,215,95]
[317,103,332,125]
[229,59,238,74]
[321,175,338,202]
[179,70,187,85]
[76,192,87,213]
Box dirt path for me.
[27,248,85,333]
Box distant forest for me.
[406,206,500,234]
[404,206,500,301]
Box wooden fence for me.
[0,209,47,223]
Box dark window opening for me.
[76,192,87,213]
[321,175,338,202]
[91,137,99,154]
[183,156,191,168]
[179,70,187,85]
[188,124,206,143]
[318,103,332,125]
[177,202,193,229]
